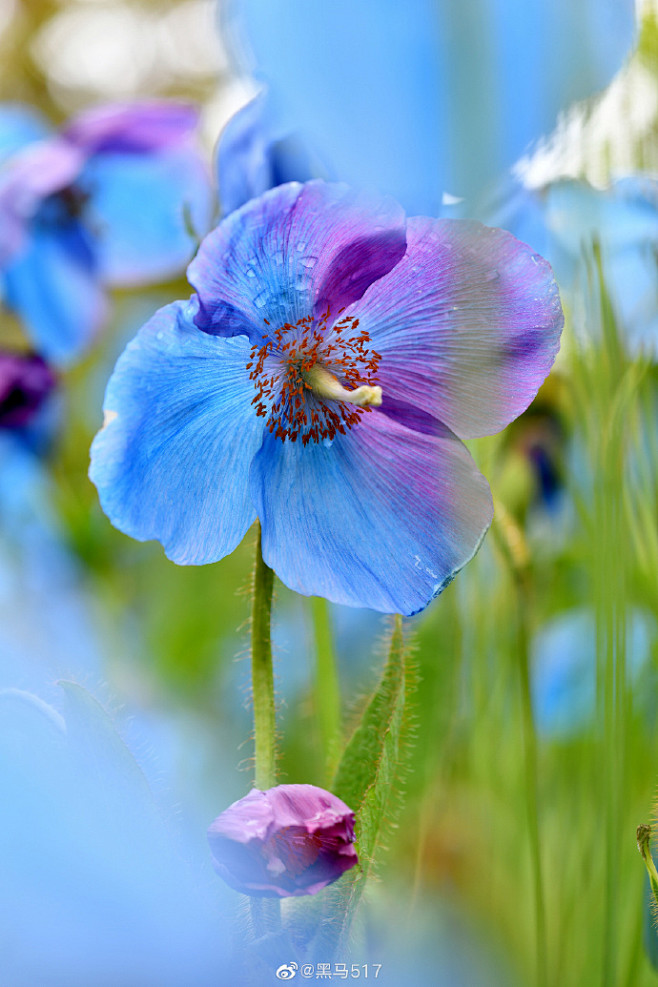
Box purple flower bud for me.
[207,784,358,897]
[0,351,55,429]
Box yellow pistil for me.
[305,364,383,408]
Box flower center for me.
[247,307,382,445]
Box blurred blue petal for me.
[217,94,319,214]
[83,147,213,286]
[0,104,50,164]
[0,683,231,986]
[229,0,636,213]
[0,437,106,699]
[0,100,211,364]
[485,176,658,358]
[3,212,108,365]
[531,608,656,737]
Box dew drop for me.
[301,255,318,269]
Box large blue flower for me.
[226,0,636,215]
[0,101,212,365]
[90,181,563,614]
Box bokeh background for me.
[2,1,658,985]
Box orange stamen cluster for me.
[246,307,381,445]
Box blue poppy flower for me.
[226,0,636,215]
[90,180,563,614]
[484,175,658,358]
[0,101,212,365]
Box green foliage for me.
[311,616,417,956]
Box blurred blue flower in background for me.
[531,608,656,737]
[90,180,562,613]
[484,175,658,358]
[226,0,636,215]
[0,100,212,365]
[0,682,233,987]
[217,94,319,215]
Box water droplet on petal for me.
[301,255,318,269]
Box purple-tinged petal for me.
[188,180,406,344]
[207,784,357,897]
[0,352,56,430]
[251,407,493,614]
[63,101,201,155]
[350,217,563,441]
[82,147,212,287]
[3,217,107,365]
[89,299,263,565]
[0,139,85,265]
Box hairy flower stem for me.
[494,501,547,987]
[311,597,342,783]
[250,524,279,934]
[251,522,276,791]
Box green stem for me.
[251,522,276,791]
[311,596,342,782]
[493,504,547,987]
[517,598,548,987]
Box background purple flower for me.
[0,350,55,431]
[0,100,212,365]
[207,784,358,897]
[90,180,562,614]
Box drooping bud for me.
[207,784,358,897]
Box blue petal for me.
[2,216,107,365]
[217,95,319,215]
[250,408,493,614]
[189,180,406,342]
[90,299,263,565]
[81,147,213,286]
[0,104,50,165]
[231,0,635,212]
